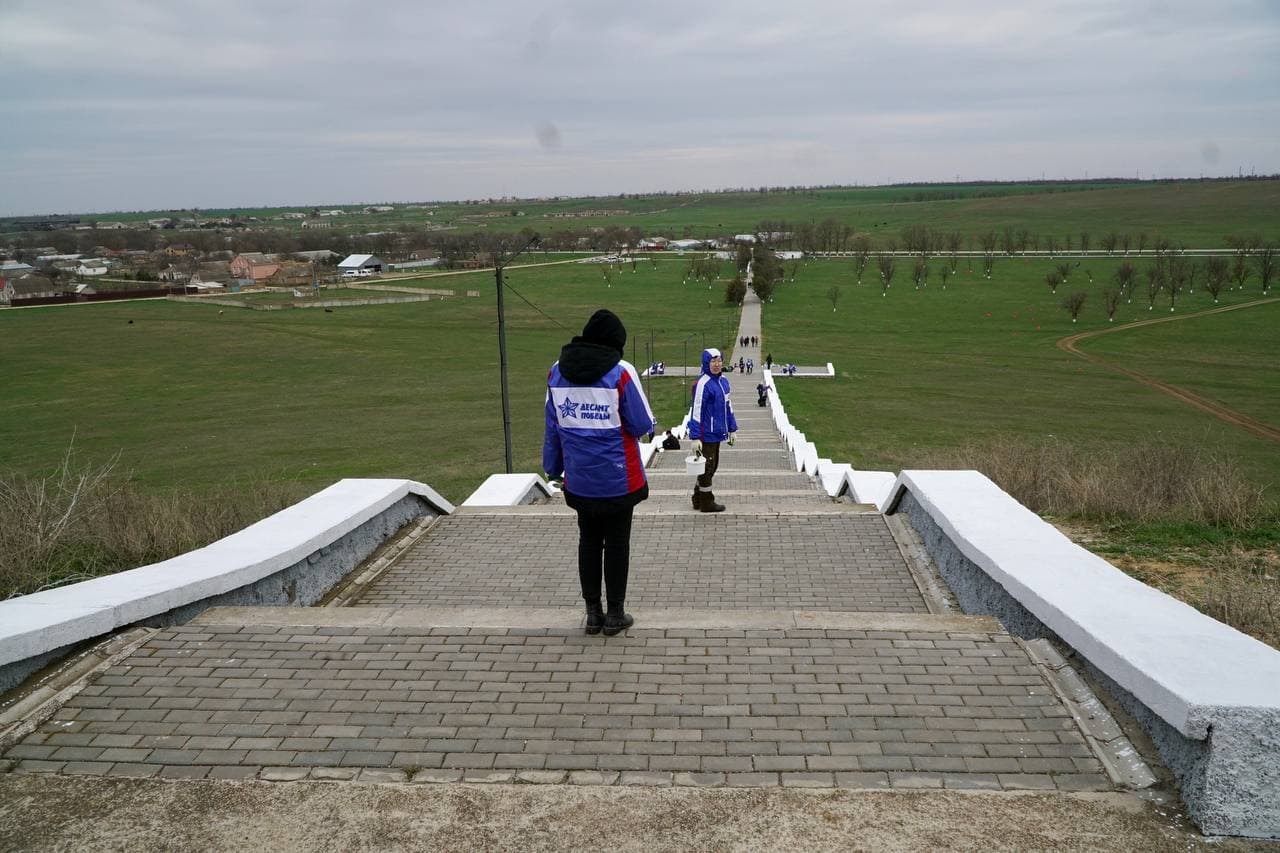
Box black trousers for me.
[576,506,634,606]
[696,441,721,491]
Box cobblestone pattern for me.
[651,449,796,472]
[644,472,820,492]
[3,624,1108,790]
[354,515,925,612]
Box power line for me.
[501,280,571,330]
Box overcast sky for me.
[2,0,1278,216]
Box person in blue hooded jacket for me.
[687,347,737,512]
[544,309,656,636]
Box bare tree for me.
[1166,257,1187,311]
[912,256,926,288]
[1204,256,1228,303]
[1045,271,1062,293]
[1114,261,1137,303]
[1144,263,1164,310]
[982,252,995,279]
[1121,233,1132,255]
[1079,232,1091,255]
[852,235,871,283]
[1137,232,1148,256]
[1045,235,1059,258]
[1255,243,1276,294]
[877,253,896,296]
[1056,261,1072,281]
[1230,251,1252,292]
[1062,290,1087,322]
[946,231,962,267]
[1102,285,1122,321]
[939,265,951,289]
[827,285,841,312]
[1100,231,1117,254]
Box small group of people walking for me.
[739,335,759,347]
[543,310,737,637]
[735,357,754,374]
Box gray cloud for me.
[1,0,1278,214]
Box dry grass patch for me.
[1,448,305,600]
[914,437,1267,528]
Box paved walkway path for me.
[2,284,1116,799]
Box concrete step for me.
[650,448,797,472]
[645,471,820,492]
[350,513,927,613]
[455,497,877,517]
[3,610,1111,792]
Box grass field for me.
[12,180,1277,248]
[762,256,1280,494]
[0,259,736,504]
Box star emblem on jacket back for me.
[558,398,580,419]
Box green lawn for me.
[1080,299,1280,429]
[0,261,738,503]
[761,257,1280,493]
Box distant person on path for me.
[544,309,656,636]
[765,353,773,370]
[756,381,769,407]
[688,348,737,513]
[738,356,745,373]
[661,429,680,450]
[746,358,753,374]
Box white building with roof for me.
[337,254,385,276]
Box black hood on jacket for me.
[558,309,626,384]
[559,340,621,384]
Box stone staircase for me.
[3,363,1117,795]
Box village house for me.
[0,261,35,277]
[75,259,108,277]
[229,252,281,281]
[6,275,61,302]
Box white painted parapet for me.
[887,469,1280,838]
[0,479,452,691]
[816,462,851,496]
[844,471,897,510]
[461,474,553,507]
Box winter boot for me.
[584,600,604,636]
[602,602,634,636]
[691,489,704,510]
[700,491,726,513]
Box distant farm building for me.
[338,254,385,276]
[668,239,707,251]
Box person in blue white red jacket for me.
[544,309,656,636]
[687,347,737,513]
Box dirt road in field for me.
[1056,297,1280,444]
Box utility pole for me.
[646,328,654,401]
[494,233,541,474]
